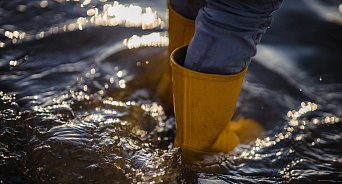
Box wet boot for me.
[157,0,195,111]
[171,45,258,155]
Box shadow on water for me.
[1,0,342,183]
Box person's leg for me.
[184,0,284,75]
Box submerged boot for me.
[171,45,247,153]
[157,1,195,111]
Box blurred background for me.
[1,0,342,183]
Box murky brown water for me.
[1,0,342,183]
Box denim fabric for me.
[170,0,283,75]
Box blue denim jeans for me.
[170,0,283,74]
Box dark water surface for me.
[1,0,342,183]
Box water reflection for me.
[86,2,165,29]
[123,33,169,49]
[232,102,332,161]
[0,0,166,47]
[305,0,342,24]
[40,0,49,8]
[1,0,342,183]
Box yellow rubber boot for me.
[171,45,247,153]
[230,118,265,144]
[157,1,195,111]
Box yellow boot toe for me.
[231,118,265,144]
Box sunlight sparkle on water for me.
[2,30,26,46]
[286,102,339,125]
[117,71,123,77]
[118,79,126,88]
[287,102,317,120]
[234,101,339,161]
[9,60,18,66]
[40,1,48,8]
[88,1,165,29]
[140,103,166,122]
[0,1,165,48]
[82,0,91,6]
[103,97,129,107]
[123,33,169,49]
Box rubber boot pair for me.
[161,2,264,155]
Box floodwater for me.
[1,0,341,183]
